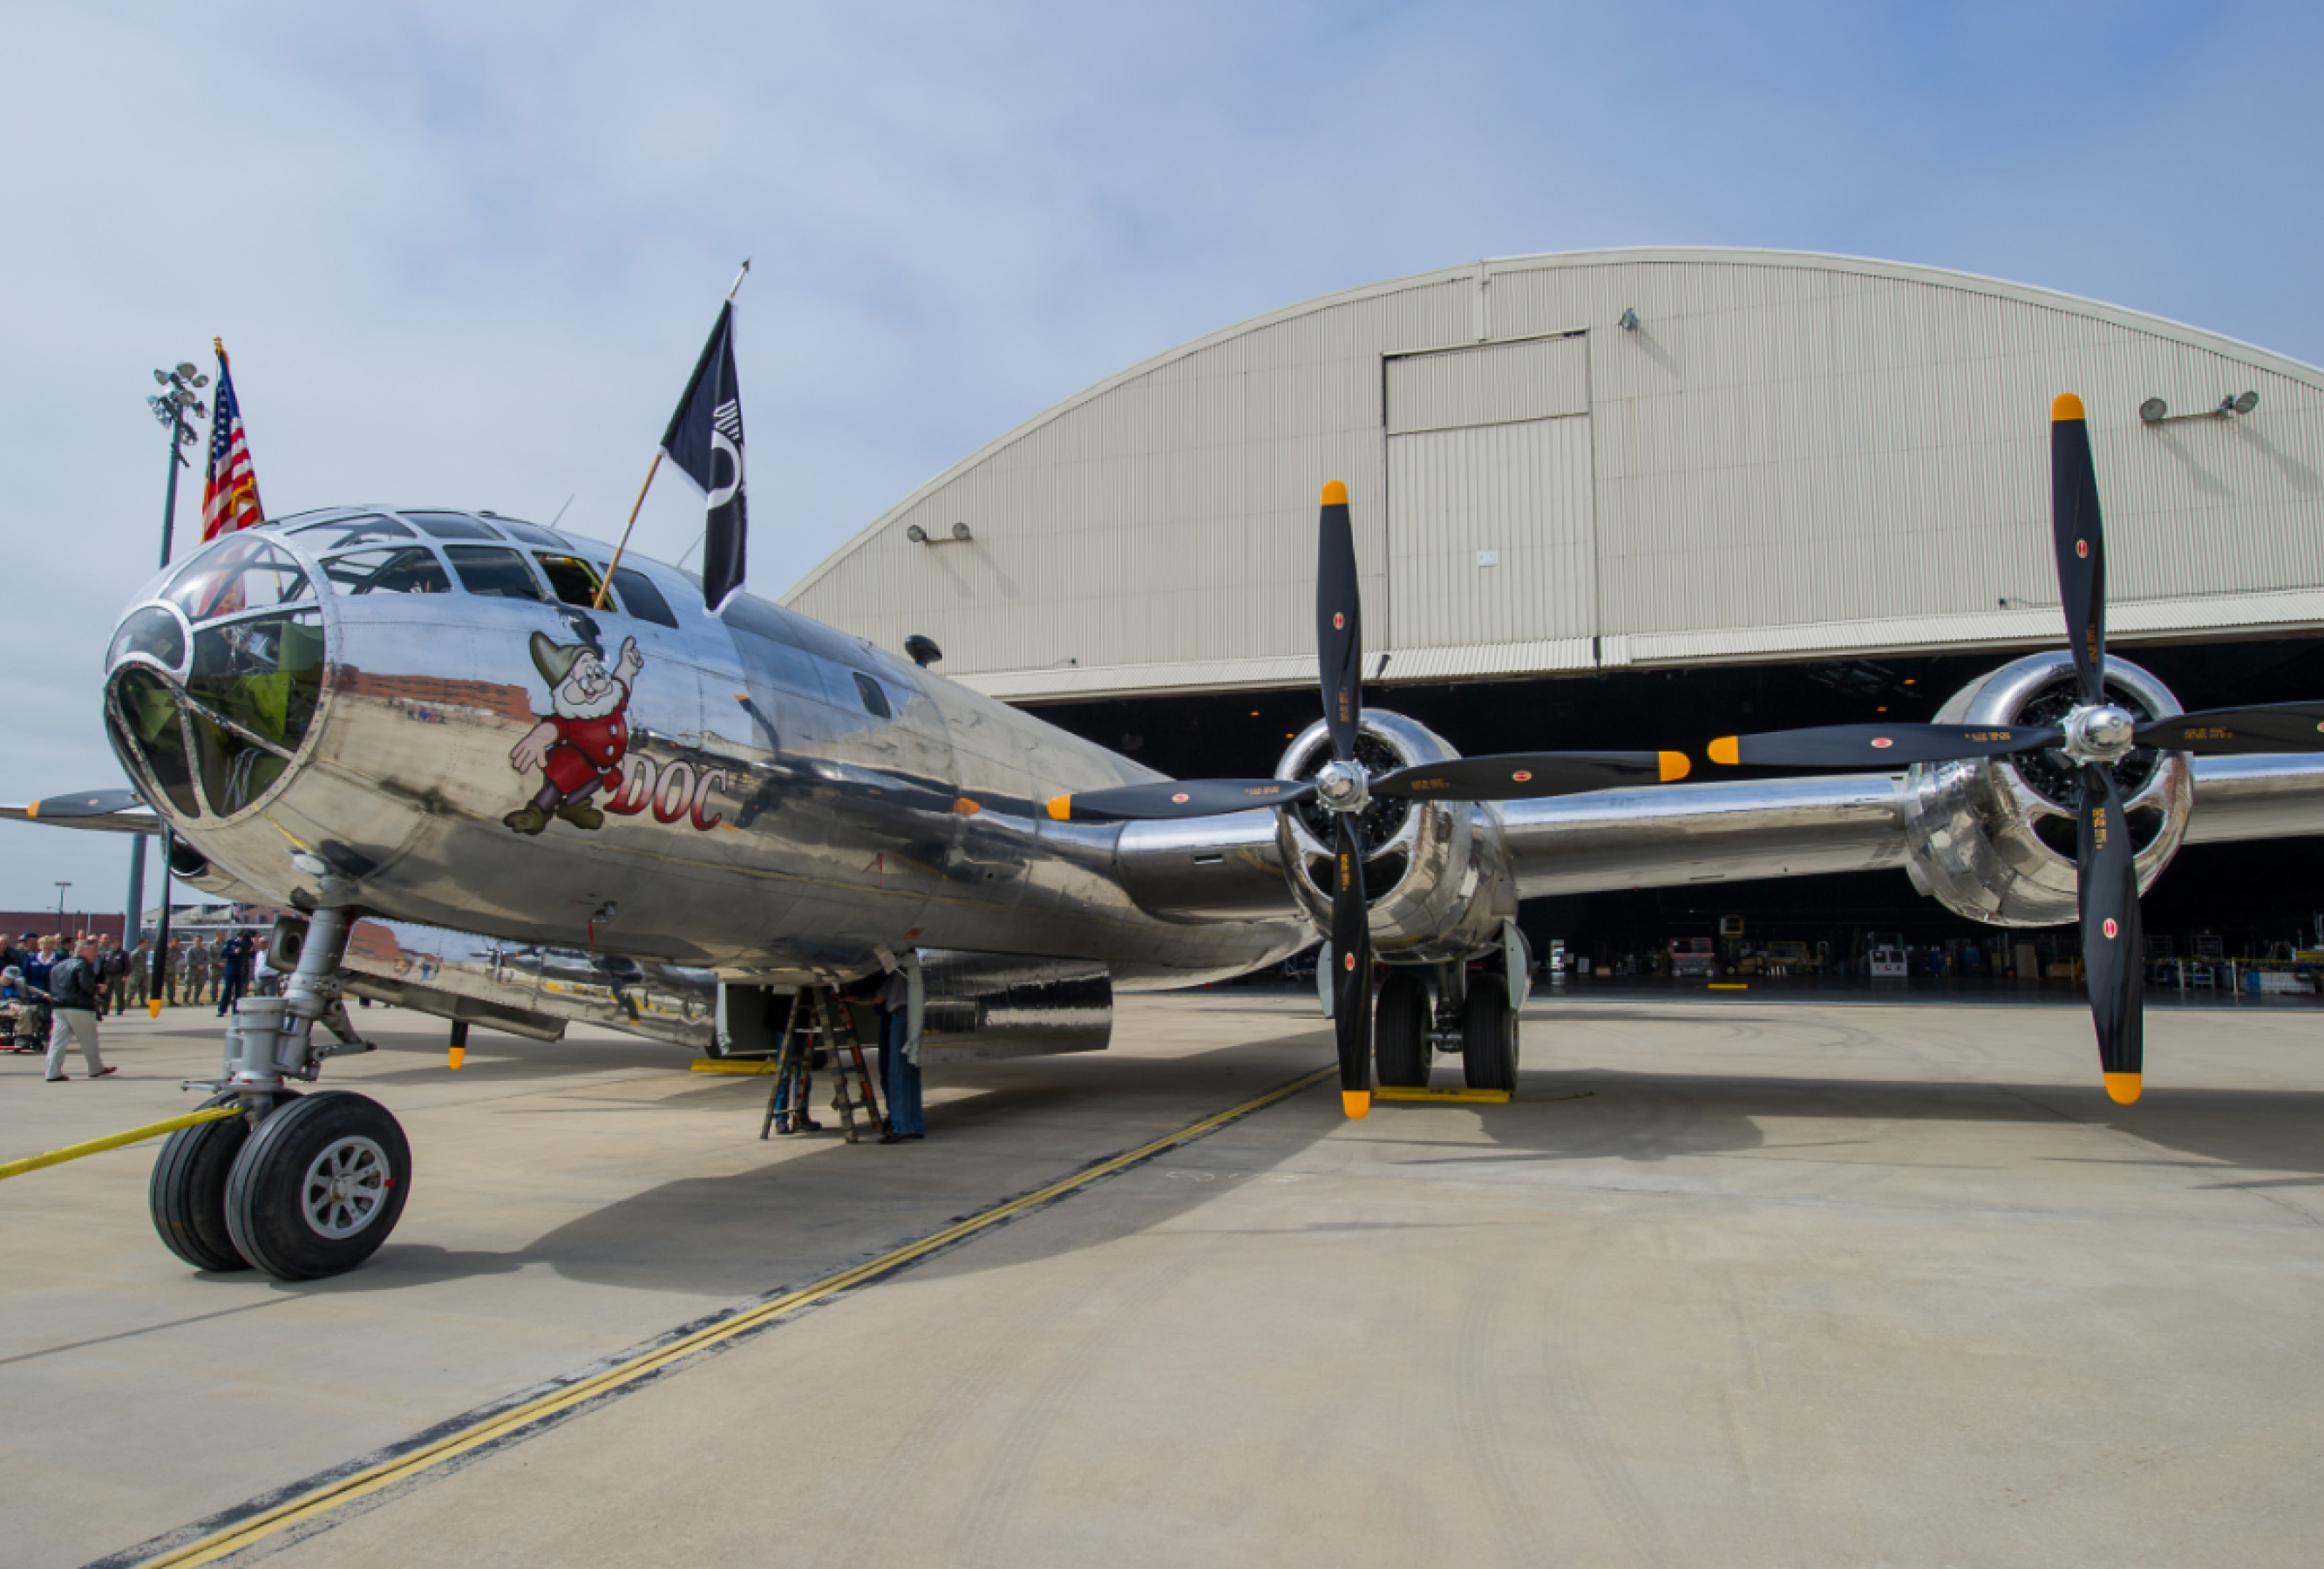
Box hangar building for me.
[788,249,2324,973]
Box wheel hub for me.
[301,1134,391,1239]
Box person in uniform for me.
[125,939,153,1015]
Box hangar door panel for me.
[1387,413,1597,651]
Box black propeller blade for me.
[2052,393,2107,706]
[2077,763,2144,1104]
[26,788,146,819]
[1373,751,1688,798]
[1046,778,1317,822]
[1317,479,1362,766]
[1705,723,2062,770]
[2135,702,2324,754]
[1329,813,1372,1119]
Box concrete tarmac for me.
[4,992,2323,1567]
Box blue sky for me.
[3,0,2320,910]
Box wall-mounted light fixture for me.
[905,521,975,545]
[1617,308,1641,332]
[2139,391,2259,425]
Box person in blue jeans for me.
[876,963,923,1143]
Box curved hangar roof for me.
[785,248,2324,703]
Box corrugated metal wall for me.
[784,250,2324,701]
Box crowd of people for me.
[0,929,273,1081]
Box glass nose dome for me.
[105,533,328,820]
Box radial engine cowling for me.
[1901,651,2193,927]
[1274,712,1516,963]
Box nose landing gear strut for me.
[148,907,405,1280]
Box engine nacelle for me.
[1900,651,2193,927]
[1274,711,1516,962]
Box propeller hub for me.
[2062,703,2138,765]
[1313,759,1371,814]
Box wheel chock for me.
[1372,1086,1512,1104]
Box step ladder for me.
[761,986,886,1143]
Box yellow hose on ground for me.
[0,1105,240,1182]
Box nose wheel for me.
[223,1093,411,1280]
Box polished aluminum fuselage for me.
[119,520,1310,990]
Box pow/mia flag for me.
[660,301,747,611]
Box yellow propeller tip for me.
[1321,479,1349,506]
[1046,795,1072,821]
[1657,751,1690,782]
[22,801,37,819]
[953,796,982,816]
[1341,1090,1371,1120]
[2053,392,2086,422]
[147,1000,162,1020]
[2103,1071,2141,1104]
[1708,737,1741,767]
[449,1046,466,1071]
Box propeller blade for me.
[2136,702,2324,755]
[2051,394,2107,704]
[1330,812,1372,1119]
[1316,480,1362,764]
[1373,751,1690,800]
[1704,723,2062,770]
[25,788,145,819]
[1045,778,1316,822]
[2077,763,2144,1104]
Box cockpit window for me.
[110,667,200,818]
[291,514,414,551]
[852,672,894,719]
[324,547,452,596]
[611,567,679,628]
[445,546,548,601]
[490,517,570,547]
[404,512,504,541]
[107,607,187,672]
[163,537,311,623]
[532,554,604,608]
[185,610,327,816]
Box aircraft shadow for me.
[311,1033,2324,1301]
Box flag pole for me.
[594,260,751,609]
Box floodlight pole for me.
[137,361,207,960]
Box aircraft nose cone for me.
[102,540,330,822]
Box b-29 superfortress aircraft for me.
[15,396,2324,1280]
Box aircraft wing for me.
[1507,752,2324,896]
[1118,753,2324,926]
[0,787,161,836]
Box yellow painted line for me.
[133,1064,1336,1567]
[0,1106,238,1183]
[1708,983,1750,991]
[689,1058,783,1075]
[1373,1086,1511,1104]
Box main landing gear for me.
[148,907,406,1280]
[1371,957,1520,1091]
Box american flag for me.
[200,339,265,541]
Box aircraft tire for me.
[225,1091,411,1280]
[1374,971,1431,1087]
[149,1091,278,1273]
[1461,973,1519,1092]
